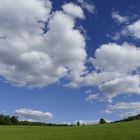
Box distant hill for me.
[113,114,140,123]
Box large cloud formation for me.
[0,0,87,88]
[84,43,140,102]
[0,0,139,102]
[93,43,140,101]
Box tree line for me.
[0,114,107,126]
[0,114,69,126]
[0,114,139,126]
[113,114,140,123]
[0,115,18,125]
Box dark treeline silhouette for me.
[0,114,140,126]
[77,121,80,126]
[0,115,18,125]
[113,114,140,123]
[99,118,106,124]
[0,114,69,126]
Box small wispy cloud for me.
[78,0,95,13]
[112,11,129,23]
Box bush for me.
[99,118,106,124]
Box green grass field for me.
[0,120,140,140]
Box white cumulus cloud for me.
[93,43,140,73]
[114,19,140,40]
[62,3,84,19]
[15,108,53,122]
[83,43,140,102]
[104,102,140,118]
[99,75,140,100]
[0,0,140,103]
[0,0,87,88]
[125,19,140,39]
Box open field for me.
[0,120,140,140]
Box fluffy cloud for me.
[112,11,128,23]
[83,71,125,86]
[0,0,139,102]
[84,43,140,102]
[104,102,140,118]
[67,42,140,101]
[66,68,125,88]
[85,93,100,103]
[15,108,53,122]
[75,43,139,80]
[114,19,140,40]
[93,43,140,73]
[0,0,87,88]
[78,0,95,13]
[62,3,84,19]
[125,20,140,39]
[0,0,52,37]
[99,75,140,100]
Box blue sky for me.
[0,0,140,124]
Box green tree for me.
[10,116,18,125]
[0,115,11,125]
[99,118,106,124]
[77,121,80,126]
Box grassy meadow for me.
[0,120,140,140]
